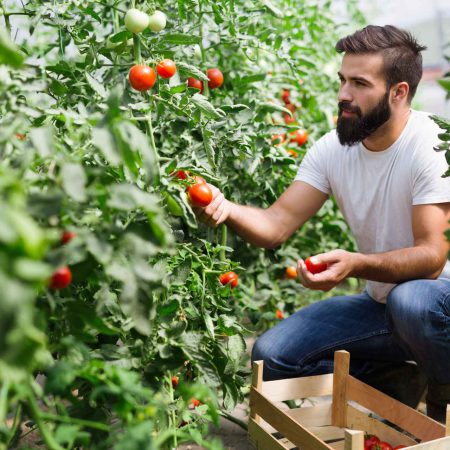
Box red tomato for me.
[393,446,407,449]
[285,266,297,279]
[174,170,189,180]
[372,443,393,450]
[285,103,296,113]
[129,65,156,91]
[49,266,72,290]
[290,129,308,146]
[171,376,179,389]
[364,435,380,450]
[281,89,290,104]
[187,77,204,93]
[188,183,212,207]
[305,256,327,274]
[156,59,176,79]
[284,114,296,124]
[219,271,238,288]
[61,231,76,245]
[207,68,223,89]
[15,133,26,140]
[190,398,201,408]
[276,309,284,319]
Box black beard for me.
[336,90,391,146]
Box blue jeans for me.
[252,277,450,385]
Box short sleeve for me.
[412,140,450,205]
[294,132,332,195]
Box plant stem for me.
[5,404,22,448]
[0,380,10,423]
[133,34,141,63]
[219,224,227,261]
[219,410,248,431]
[27,389,64,450]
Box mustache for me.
[338,102,362,117]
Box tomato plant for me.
[156,59,177,79]
[129,64,156,91]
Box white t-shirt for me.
[295,110,450,303]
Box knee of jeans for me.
[386,281,417,327]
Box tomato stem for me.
[219,224,227,261]
[133,34,141,64]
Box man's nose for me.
[338,84,353,103]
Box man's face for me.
[336,53,392,146]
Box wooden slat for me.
[308,426,345,441]
[287,403,333,427]
[332,351,350,428]
[250,387,334,450]
[329,441,345,450]
[261,373,334,401]
[252,360,264,424]
[248,418,295,450]
[446,404,450,437]
[407,436,450,449]
[344,429,364,450]
[347,375,445,441]
[346,404,417,447]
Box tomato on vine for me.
[271,134,286,146]
[148,10,167,32]
[124,9,149,34]
[275,309,284,319]
[173,170,189,180]
[290,129,308,146]
[206,68,223,89]
[171,376,179,389]
[281,89,290,104]
[49,266,72,290]
[129,65,156,91]
[219,271,238,288]
[187,77,204,93]
[188,183,212,207]
[61,231,76,245]
[189,399,201,408]
[305,257,327,274]
[156,59,176,79]
[285,266,297,279]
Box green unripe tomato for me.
[194,44,202,59]
[124,8,150,34]
[148,10,167,32]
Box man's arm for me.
[195,181,328,248]
[296,203,450,291]
[351,203,450,282]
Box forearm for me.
[225,202,283,248]
[351,245,447,283]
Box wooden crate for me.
[249,350,450,450]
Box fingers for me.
[192,185,230,227]
[297,258,337,291]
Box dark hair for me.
[335,25,427,102]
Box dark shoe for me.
[357,361,428,409]
[426,379,450,424]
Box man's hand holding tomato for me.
[297,250,358,291]
[192,185,232,228]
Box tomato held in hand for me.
[124,8,149,34]
[148,10,167,32]
[364,435,380,450]
[305,256,327,274]
[156,59,176,78]
[219,271,238,288]
[61,231,76,244]
[276,309,284,319]
[290,129,308,146]
[372,442,393,450]
[285,266,297,279]
[129,65,156,91]
[187,77,204,93]
[49,266,72,290]
[207,68,223,89]
[187,182,212,207]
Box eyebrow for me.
[337,71,373,85]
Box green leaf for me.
[29,127,54,158]
[86,72,107,98]
[438,78,450,92]
[0,29,25,68]
[61,163,87,202]
[190,94,225,119]
[92,126,122,165]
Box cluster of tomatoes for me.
[365,434,407,450]
[125,8,223,93]
[170,376,201,411]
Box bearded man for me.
[193,25,450,422]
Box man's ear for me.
[391,81,409,103]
